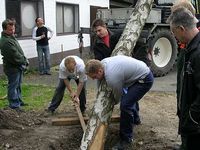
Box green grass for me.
[0,76,70,111]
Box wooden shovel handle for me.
[73,97,86,132]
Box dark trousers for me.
[48,78,86,112]
[180,134,200,150]
[120,71,154,142]
[123,88,140,123]
[133,102,140,123]
[187,134,200,149]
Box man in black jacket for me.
[168,7,200,149]
[91,19,122,60]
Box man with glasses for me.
[168,7,200,149]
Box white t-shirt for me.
[59,56,87,82]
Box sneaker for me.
[112,139,133,150]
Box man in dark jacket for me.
[0,19,28,111]
[168,7,200,149]
[91,19,142,125]
[171,1,197,149]
[91,19,122,60]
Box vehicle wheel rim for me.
[152,37,172,68]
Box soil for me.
[0,90,181,150]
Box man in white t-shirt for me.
[47,56,87,113]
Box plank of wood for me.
[52,115,120,126]
[89,123,107,150]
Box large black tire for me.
[149,28,177,77]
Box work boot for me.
[112,139,133,150]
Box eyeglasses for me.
[171,25,180,33]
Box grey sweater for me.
[102,55,150,102]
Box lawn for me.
[0,75,70,110]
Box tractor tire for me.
[149,28,177,77]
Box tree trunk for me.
[80,0,154,149]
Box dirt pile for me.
[0,108,44,130]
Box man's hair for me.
[91,19,106,30]
[64,57,76,68]
[171,0,196,15]
[85,59,103,74]
[2,19,15,30]
[35,17,40,23]
[167,7,198,29]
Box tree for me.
[80,0,154,149]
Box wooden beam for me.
[52,115,120,126]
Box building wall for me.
[0,0,109,75]
[0,0,6,65]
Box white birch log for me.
[80,0,154,149]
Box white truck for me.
[96,0,200,76]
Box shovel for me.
[72,97,86,132]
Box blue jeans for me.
[5,68,24,109]
[37,45,51,74]
[48,78,86,112]
[120,71,154,142]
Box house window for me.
[56,3,79,35]
[6,0,44,38]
